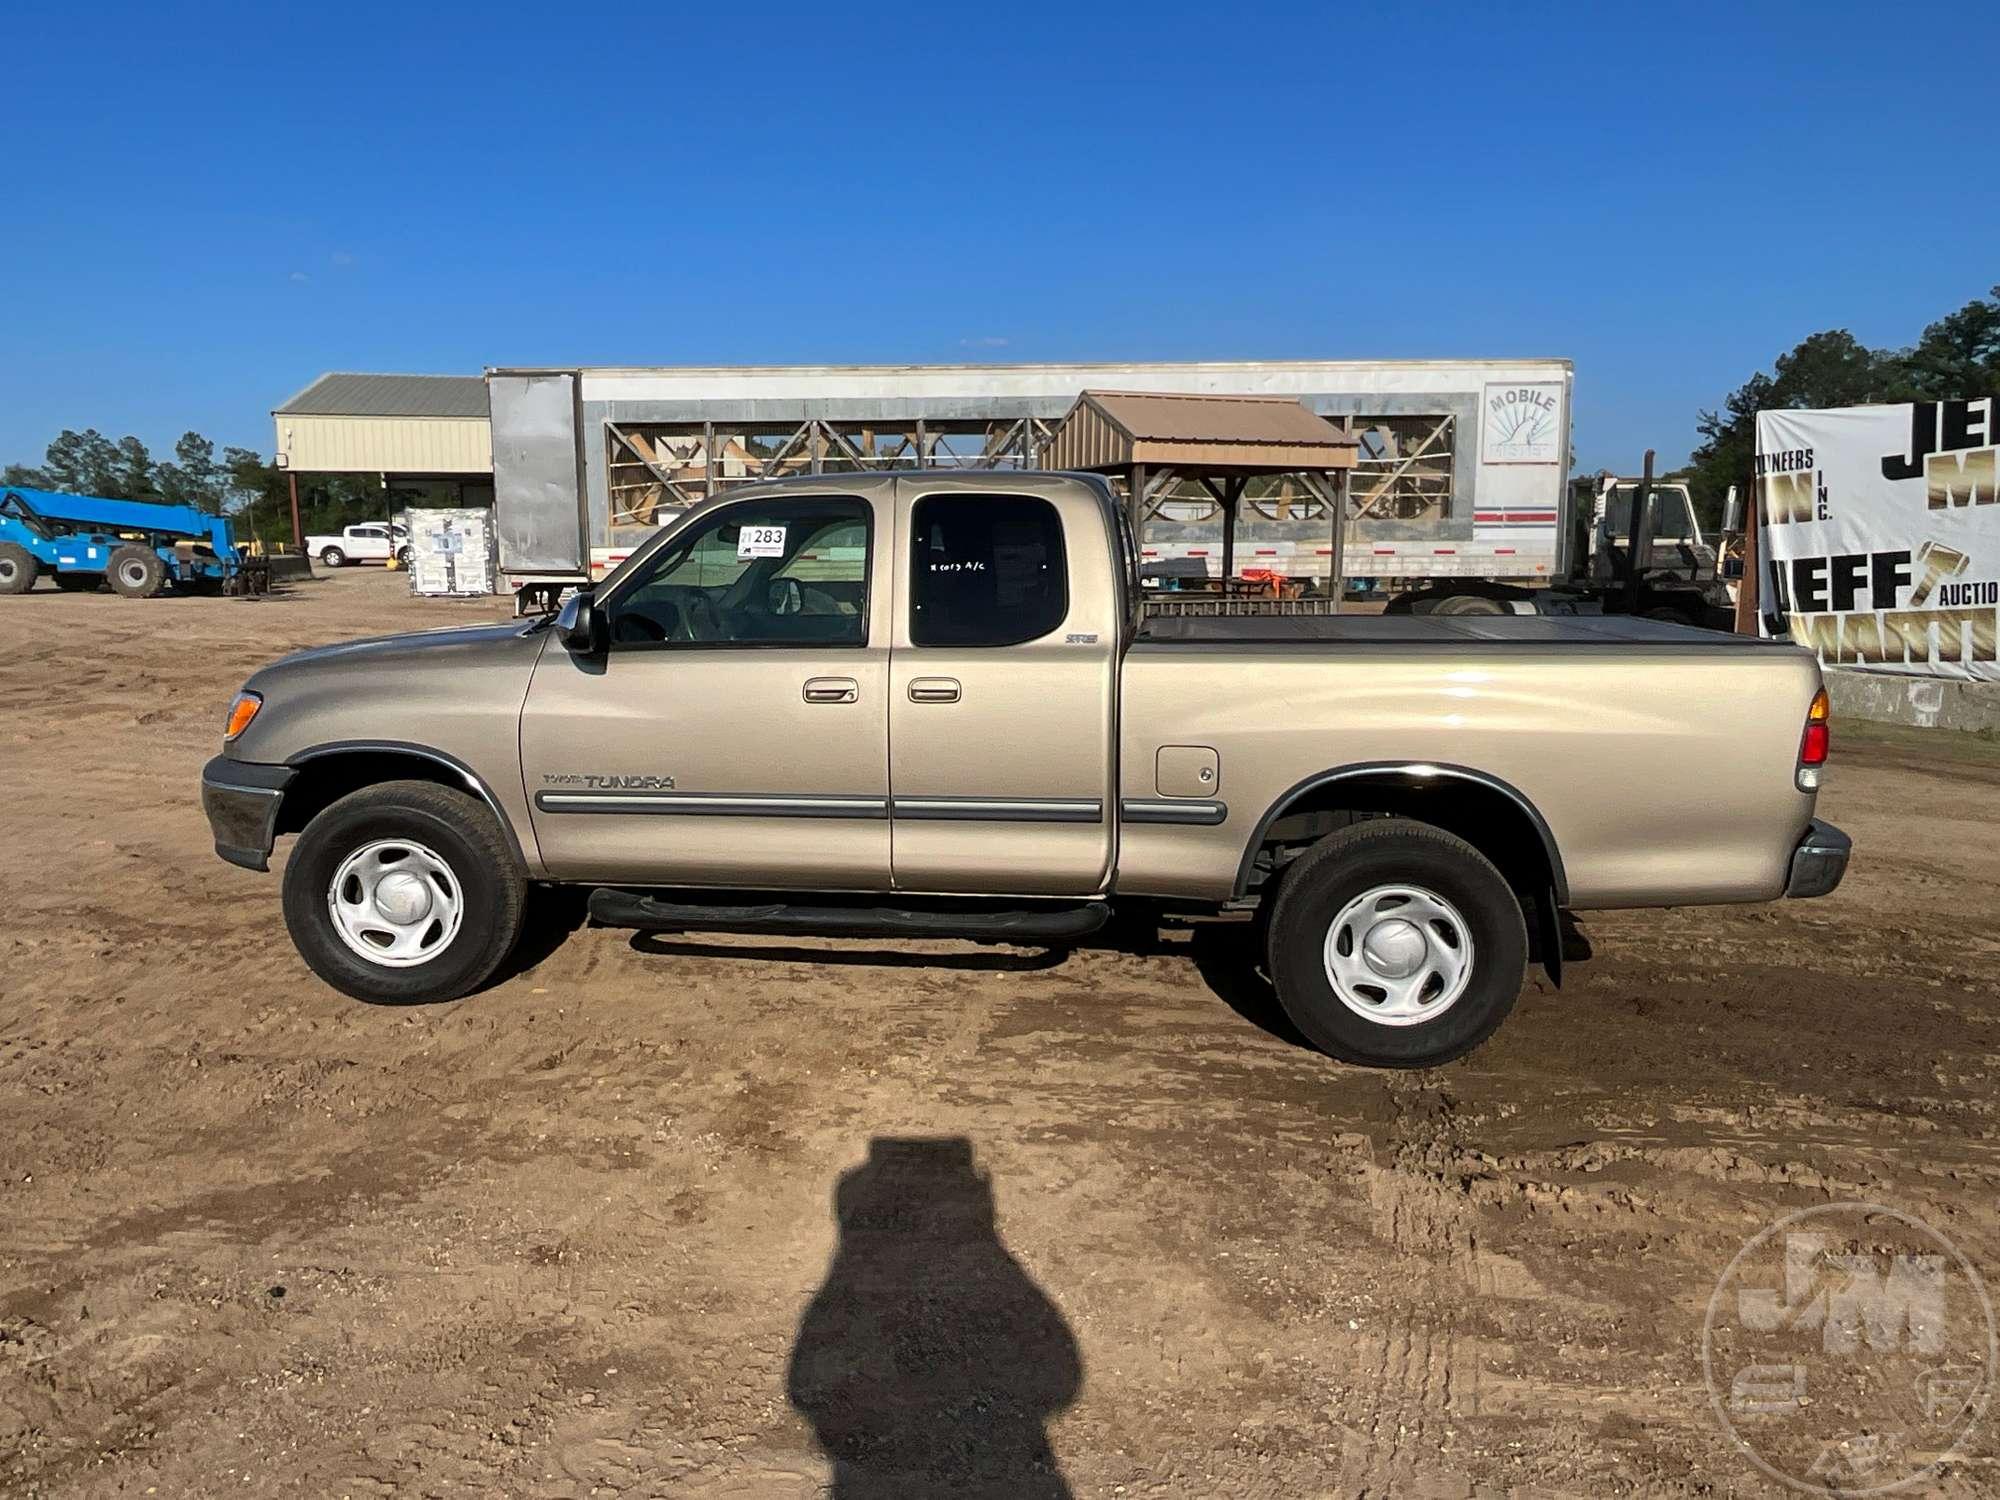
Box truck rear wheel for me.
[319,545,346,567]
[107,545,166,598]
[0,542,36,594]
[281,780,527,1005]
[1432,593,1510,616]
[1264,817,1526,1067]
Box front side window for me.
[606,498,869,647]
[909,494,1067,647]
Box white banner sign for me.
[1756,400,2000,681]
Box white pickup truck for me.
[307,523,409,568]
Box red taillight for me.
[1797,688,1830,789]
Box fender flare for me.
[285,739,531,871]
[1230,760,1568,905]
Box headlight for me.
[224,690,263,740]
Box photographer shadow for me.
[788,1137,1081,1498]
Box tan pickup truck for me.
[202,471,1848,1067]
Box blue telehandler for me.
[0,486,269,597]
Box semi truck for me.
[1382,457,1744,629]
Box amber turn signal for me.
[224,691,263,741]
[1800,688,1830,766]
[1795,687,1830,790]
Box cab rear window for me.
[908,494,1066,648]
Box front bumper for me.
[201,755,294,871]
[1785,818,1851,899]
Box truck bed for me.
[1135,613,1778,648]
[1116,608,1821,910]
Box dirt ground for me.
[3,567,1997,1498]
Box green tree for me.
[221,446,296,544]
[1688,287,2000,527]
[157,430,227,513]
[1890,285,2000,398]
[113,435,154,498]
[41,428,124,496]
[1687,330,1916,526]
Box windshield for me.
[1604,484,1696,542]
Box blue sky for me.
[1,1,1987,474]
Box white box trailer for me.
[487,359,1573,610]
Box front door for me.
[521,490,893,889]
[887,479,1118,896]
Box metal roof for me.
[1047,390,1358,472]
[274,372,489,419]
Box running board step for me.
[587,889,1111,944]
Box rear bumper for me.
[1785,818,1851,899]
[201,755,294,871]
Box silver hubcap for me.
[120,561,147,585]
[1323,883,1475,1027]
[327,838,464,967]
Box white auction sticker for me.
[737,524,787,559]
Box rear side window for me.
[909,494,1067,647]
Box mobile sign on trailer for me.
[1756,399,2000,681]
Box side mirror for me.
[1721,486,1743,537]
[557,590,608,656]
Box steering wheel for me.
[612,609,670,644]
[680,593,723,642]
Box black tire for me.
[1265,817,1527,1068]
[395,545,412,566]
[0,542,37,594]
[53,572,103,592]
[320,546,346,567]
[1432,593,1510,616]
[107,545,166,598]
[281,780,527,1005]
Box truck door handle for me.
[908,677,961,704]
[802,677,859,704]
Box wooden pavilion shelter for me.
[1043,390,1360,594]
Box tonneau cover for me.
[1135,612,1786,647]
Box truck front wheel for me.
[281,780,527,1004]
[1264,818,1526,1067]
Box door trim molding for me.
[891,796,1103,824]
[535,791,888,818]
[1120,798,1228,826]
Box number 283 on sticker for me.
[737,525,787,559]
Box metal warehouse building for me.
[273,372,495,506]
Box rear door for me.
[887,476,1119,895]
[521,487,894,889]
